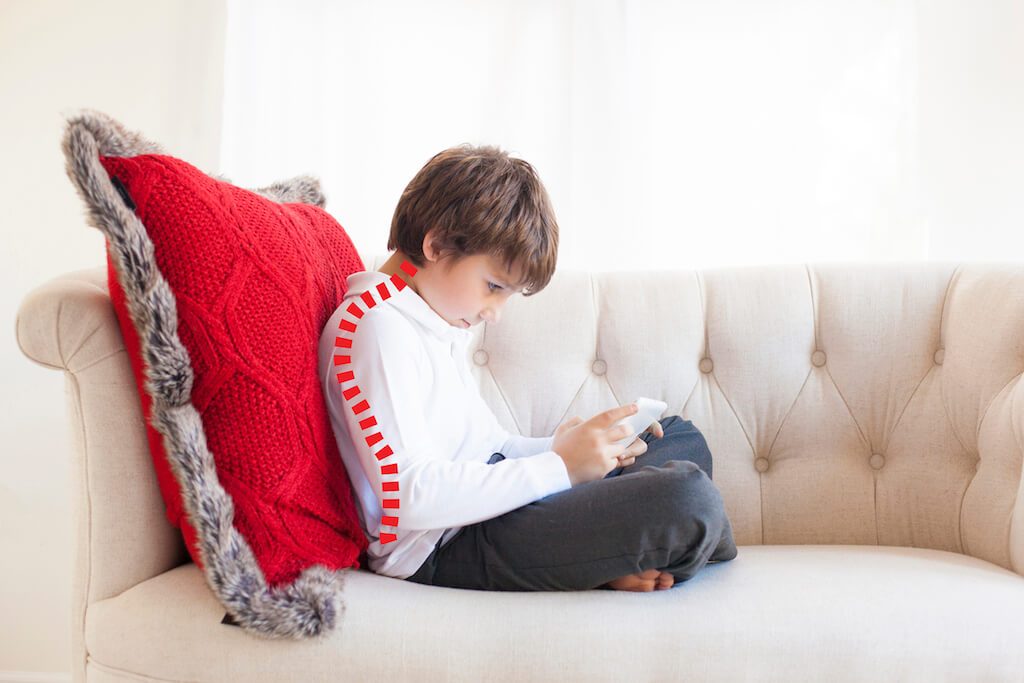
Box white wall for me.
[917,0,1024,260]
[219,0,1024,274]
[1,0,225,677]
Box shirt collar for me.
[345,270,473,346]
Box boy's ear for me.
[421,227,439,263]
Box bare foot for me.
[601,568,675,591]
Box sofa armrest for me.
[16,266,189,604]
[16,267,120,372]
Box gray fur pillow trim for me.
[61,108,345,640]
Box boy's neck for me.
[377,251,422,296]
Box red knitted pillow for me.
[62,109,367,639]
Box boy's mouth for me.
[460,318,470,328]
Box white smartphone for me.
[610,397,668,449]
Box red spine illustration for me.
[332,260,419,544]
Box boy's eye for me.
[487,281,502,292]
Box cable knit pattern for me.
[96,151,368,589]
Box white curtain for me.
[220,0,1024,272]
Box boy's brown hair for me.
[387,144,558,297]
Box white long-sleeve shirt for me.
[317,269,573,579]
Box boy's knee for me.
[660,461,726,523]
[679,419,715,480]
[661,414,683,426]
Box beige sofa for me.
[16,253,1024,682]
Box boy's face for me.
[412,237,524,328]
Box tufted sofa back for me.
[16,256,1024,613]
[370,255,1022,578]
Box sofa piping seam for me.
[69,370,94,677]
[88,655,188,683]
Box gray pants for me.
[405,415,738,591]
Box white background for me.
[220,0,1024,271]
[2,0,1022,677]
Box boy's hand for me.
[552,403,649,486]
[553,415,584,439]
[616,420,664,467]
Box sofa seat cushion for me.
[85,545,1024,681]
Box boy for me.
[318,144,737,592]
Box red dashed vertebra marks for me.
[332,259,418,545]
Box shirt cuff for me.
[500,434,557,460]
[530,450,572,491]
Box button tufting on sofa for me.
[870,453,886,470]
[754,457,769,473]
[812,349,827,367]
[934,348,945,365]
[699,357,713,373]
[592,359,607,375]
[473,349,489,366]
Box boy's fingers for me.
[594,402,638,428]
[620,437,647,458]
[556,416,584,434]
[618,439,645,465]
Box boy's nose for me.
[482,308,501,325]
